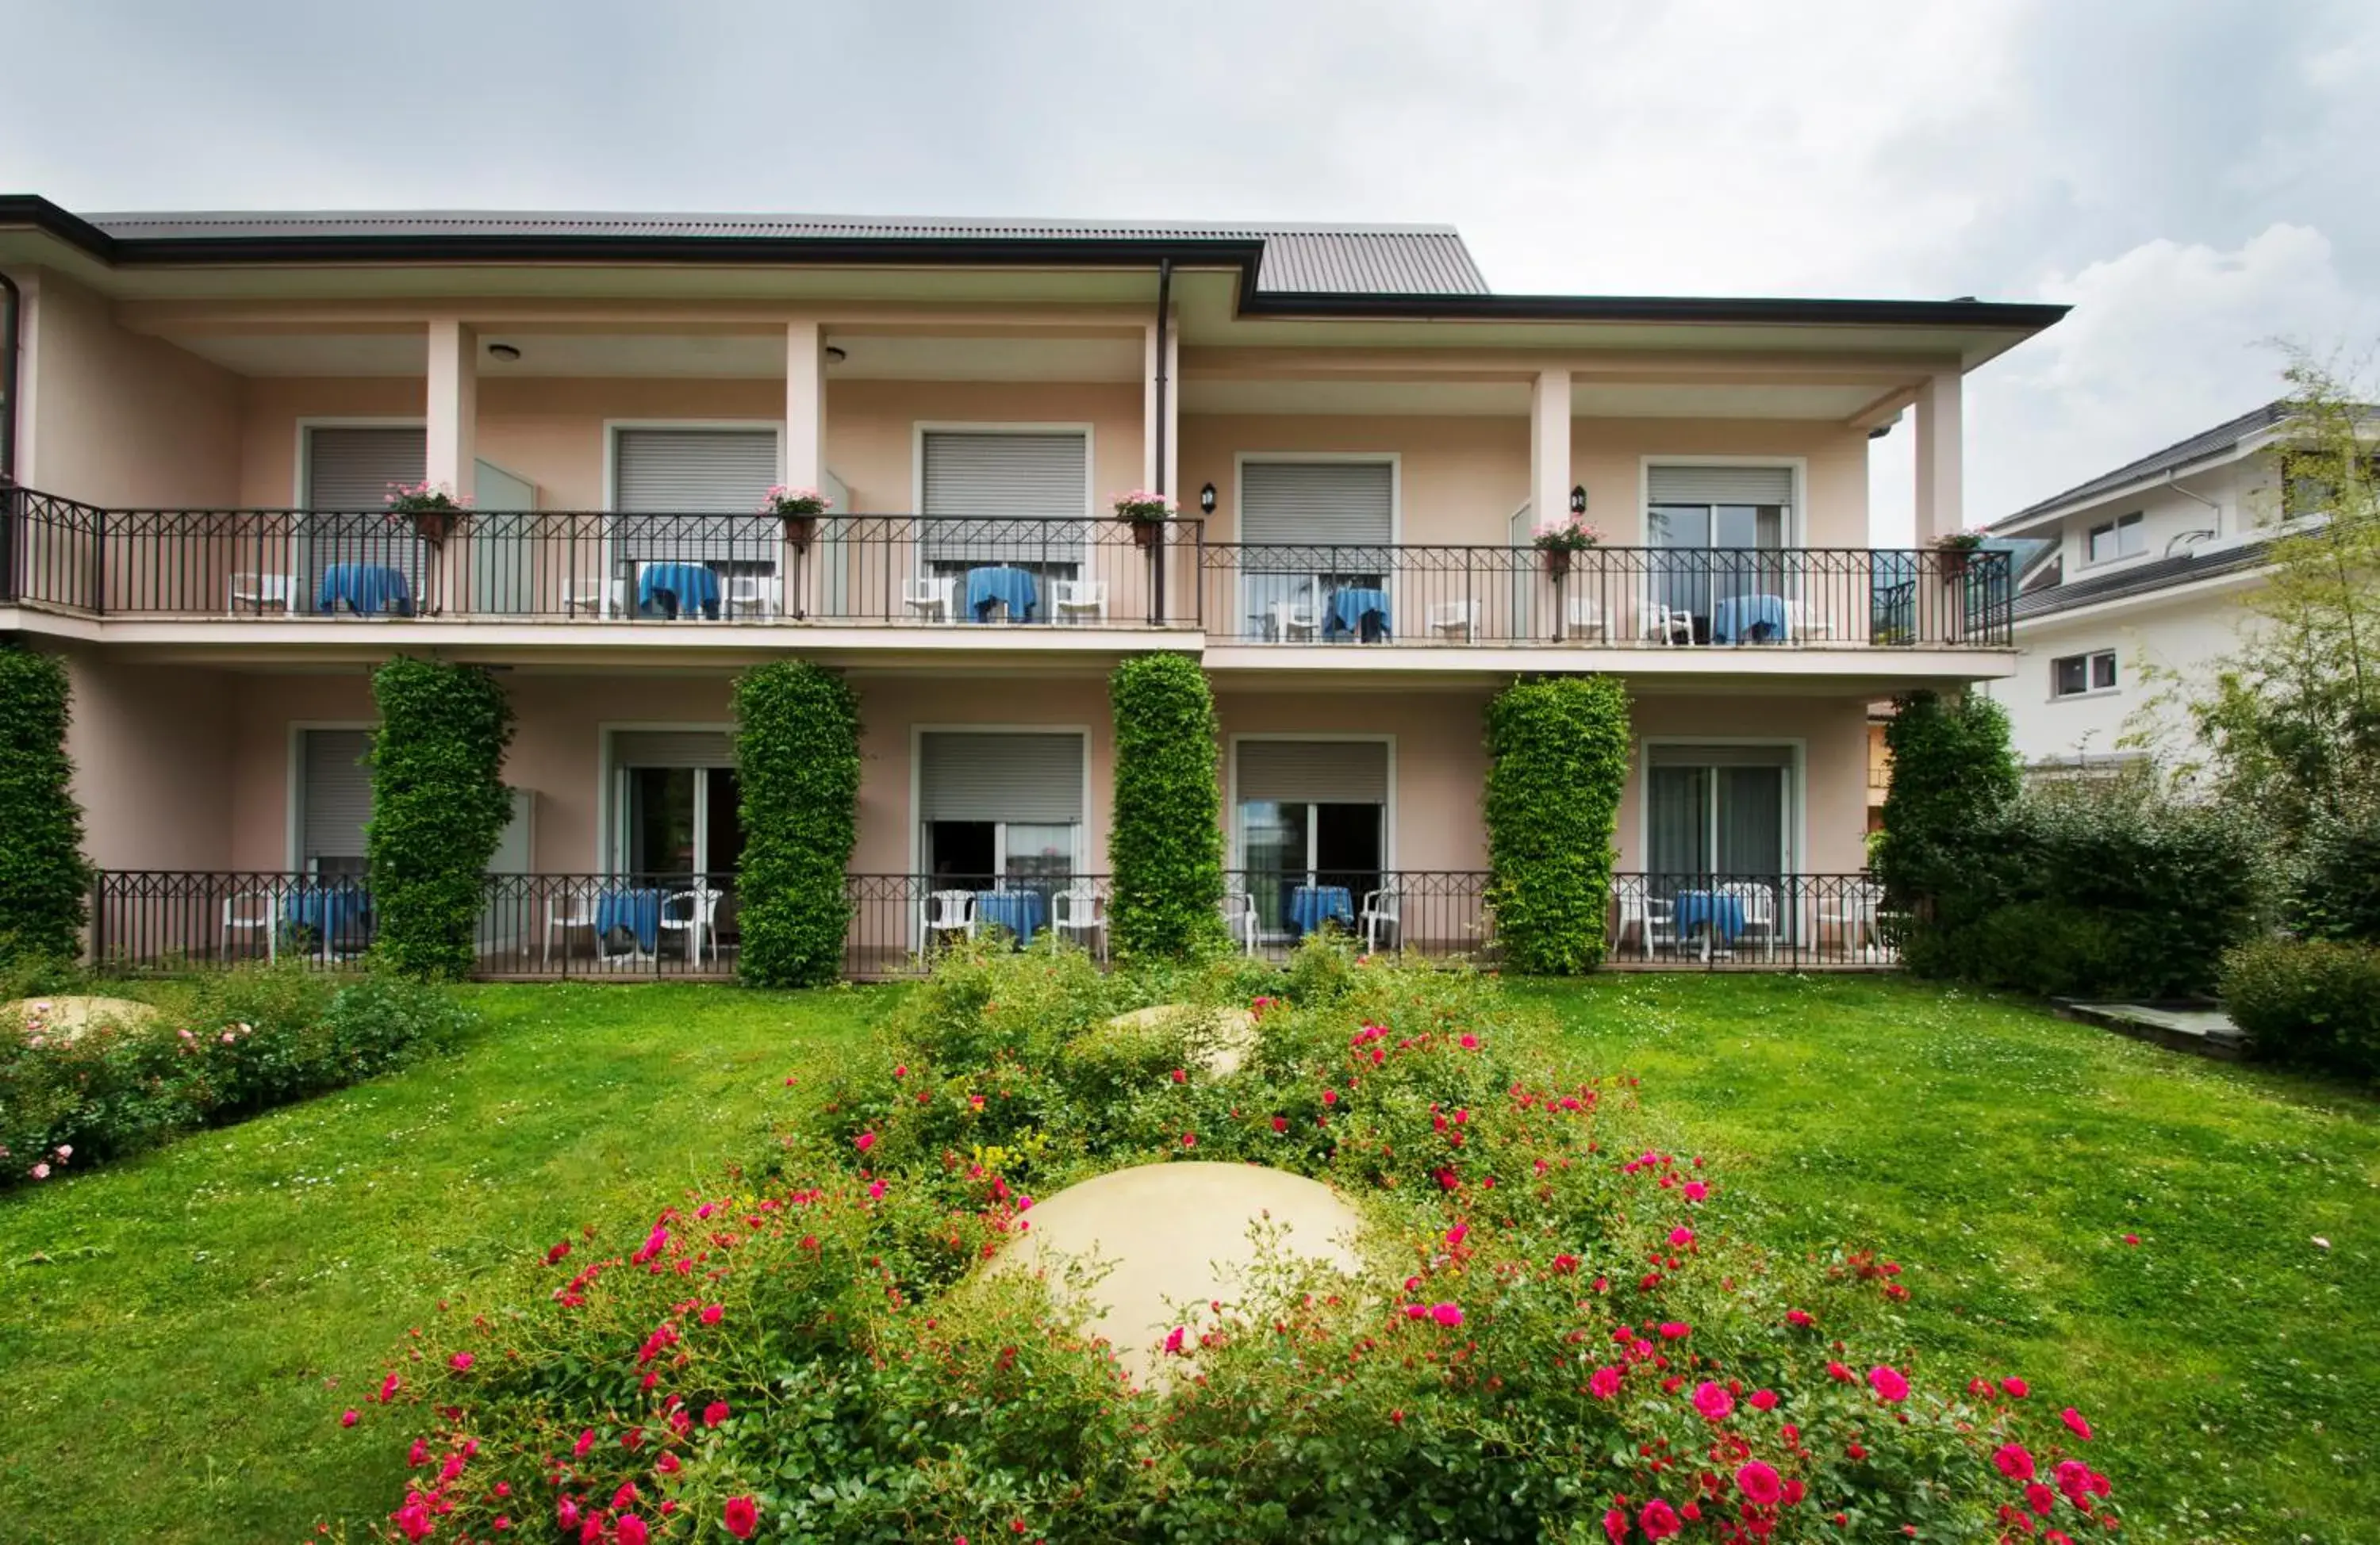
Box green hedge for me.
[1107,654,1226,960]
[1871,688,2021,918]
[733,661,862,987]
[2222,937,2380,1076]
[2286,798,2380,944]
[1483,676,1630,974]
[365,659,516,980]
[0,647,91,964]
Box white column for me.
[1142,319,1179,496]
[785,321,826,492]
[424,320,477,500]
[1914,370,1963,543]
[1530,368,1572,529]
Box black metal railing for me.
[1606,872,1897,968]
[1220,869,1495,960]
[1200,544,2011,648]
[0,493,1207,628]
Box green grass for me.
[2,975,2374,1543]
[1514,974,2380,1545]
[0,983,885,1545]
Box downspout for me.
[1151,259,1172,627]
[2163,466,2222,550]
[0,269,19,604]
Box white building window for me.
[2052,650,2118,698]
[2085,512,2144,564]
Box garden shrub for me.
[1483,675,1630,974]
[1871,688,2020,920]
[2222,936,2380,1076]
[0,965,472,1187]
[0,646,92,966]
[1107,654,1226,960]
[367,659,516,980]
[372,945,2125,1543]
[2285,796,2380,944]
[731,662,862,987]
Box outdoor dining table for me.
[1710,592,1791,644]
[1288,884,1354,937]
[966,565,1040,623]
[1324,587,1392,641]
[284,883,372,957]
[637,562,722,620]
[972,888,1048,945]
[316,563,413,616]
[595,887,667,955]
[1672,890,1746,960]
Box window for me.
[1645,466,1794,637]
[298,728,374,876]
[2085,512,2144,564]
[2052,650,2118,697]
[609,732,743,884]
[920,432,1092,615]
[1237,461,1395,641]
[1234,739,1390,937]
[917,731,1085,889]
[1645,744,1792,884]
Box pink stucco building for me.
[0,199,2060,973]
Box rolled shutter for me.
[1238,740,1389,803]
[307,427,426,509]
[612,428,779,564]
[921,432,1088,565]
[1645,742,1795,769]
[611,730,735,769]
[1240,462,1393,546]
[919,732,1084,823]
[302,729,374,862]
[1646,466,1794,506]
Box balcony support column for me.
[1530,368,1572,535]
[785,321,827,621]
[424,320,477,615]
[1914,370,1962,545]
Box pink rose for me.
[723,1497,760,1539]
[854,1131,877,1153]
[449,1351,474,1372]
[1430,1303,1464,1328]
[699,1303,723,1326]
[1748,1388,1778,1411]
[1734,1460,1782,1505]
[1868,1365,1910,1402]
[1994,1443,2035,1480]
[2060,1405,2093,1440]
[340,1409,359,1428]
[1690,1380,1733,1422]
[1637,1498,1681,1540]
[1163,1325,1187,1355]
[1588,1365,1622,1400]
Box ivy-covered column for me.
[732,661,861,987]
[0,647,92,964]
[1107,653,1226,960]
[367,658,516,979]
[1483,675,1630,974]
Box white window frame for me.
[599,723,738,878]
[1632,736,1807,878]
[1224,732,1399,876]
[1636,456,1806,549]
[2083,511,2147,567]
[2049,649,2120,700]
[907,724,1094,882]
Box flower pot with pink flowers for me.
[1530,514,1604,577]
[1113,490,1176,548]
[385,482,471,544]
[1933,530,1982,579]
[764,486,833,548]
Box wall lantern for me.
[1199,482,1218,515]
[1568,485,1587,515]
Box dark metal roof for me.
[2010,535,2275,621]
[1994,401,2294,528]
[78,209,1489,296]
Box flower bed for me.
[368,943,2121,1542]
[0,967,474,1189]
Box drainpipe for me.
[2165,467,2222,533]
[1151,259,1172,626]
[1,269,19,602]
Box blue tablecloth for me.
[1324,587,1392,640]
[285,884,371,948]
[973,889,1047,945]
[1711,592,1791,644]
[1288,884,1354,936]
[596,888,666,953]
[317,564,413,616]
[966,566,1039,623]
[1672,891,1745,945]
[638,562,722,619]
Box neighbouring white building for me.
[1981,401,2331,769]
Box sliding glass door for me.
[1645,745,1792,891]
[1645,465,1793,642]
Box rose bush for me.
[367,942,2123,1543]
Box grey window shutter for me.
[302,729,374,861]
[1237,740,1390,803]
[921,432,1088,565]
[919,732,1085,823]
[611,731,736,769]
[307,427,426,509]
[612,428,780,564]
[1646,466,1795,506]
[1240,462,1394,546]
[1645,742,1795,769]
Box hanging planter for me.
[385,483,470,546]
[763,487,831,550]
[1531,515,1603,578]
[1934,531,1981,581]
[1113,489,1175,549]
[1541,546,1572,578]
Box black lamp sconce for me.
[1568,485,1587,515]
[1199,482,1218,515]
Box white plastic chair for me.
[1818,880,1883,957]
[1425,600,1480,641]
[544,890,597,967]
[1641,604,1695,646]
[727,573,781,619]
[1564,596,1608,642]
[903,575,956,623]
[222,892,278,960]
[1716,881,1778,953]
[1051,881,1106,960]
[1785,600,1837,642]
[1052,579,1109,625]
[228,573,298,615]
[1610,893,1677,958]
[563,577,622,619]
[1358,888,1399,953]
[1268,600,1319,642]
[660,885,722,965]
[1219,890,1261,956]
[923,889,976,949]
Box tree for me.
[1871,688,2021,920]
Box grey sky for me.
[6,0,2375,534]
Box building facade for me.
[0,197,2058,974]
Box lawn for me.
[0,973,2372,1543]
[1516,974,2380,1545]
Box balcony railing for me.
[0,490,1207,628]
[88,868,1894,979]
[1200,542,2010,648]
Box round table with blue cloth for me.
[1288,884,1354,937]
[284,883,373,952]
[637,562,723,619]
[316,563,413,616]
[973,888,1048,944]
[966,566,1041,623]
[1671,890,1745,946]
[1323,588,1392,641]
[596,887,666,954]
[1710,593,1791,644]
